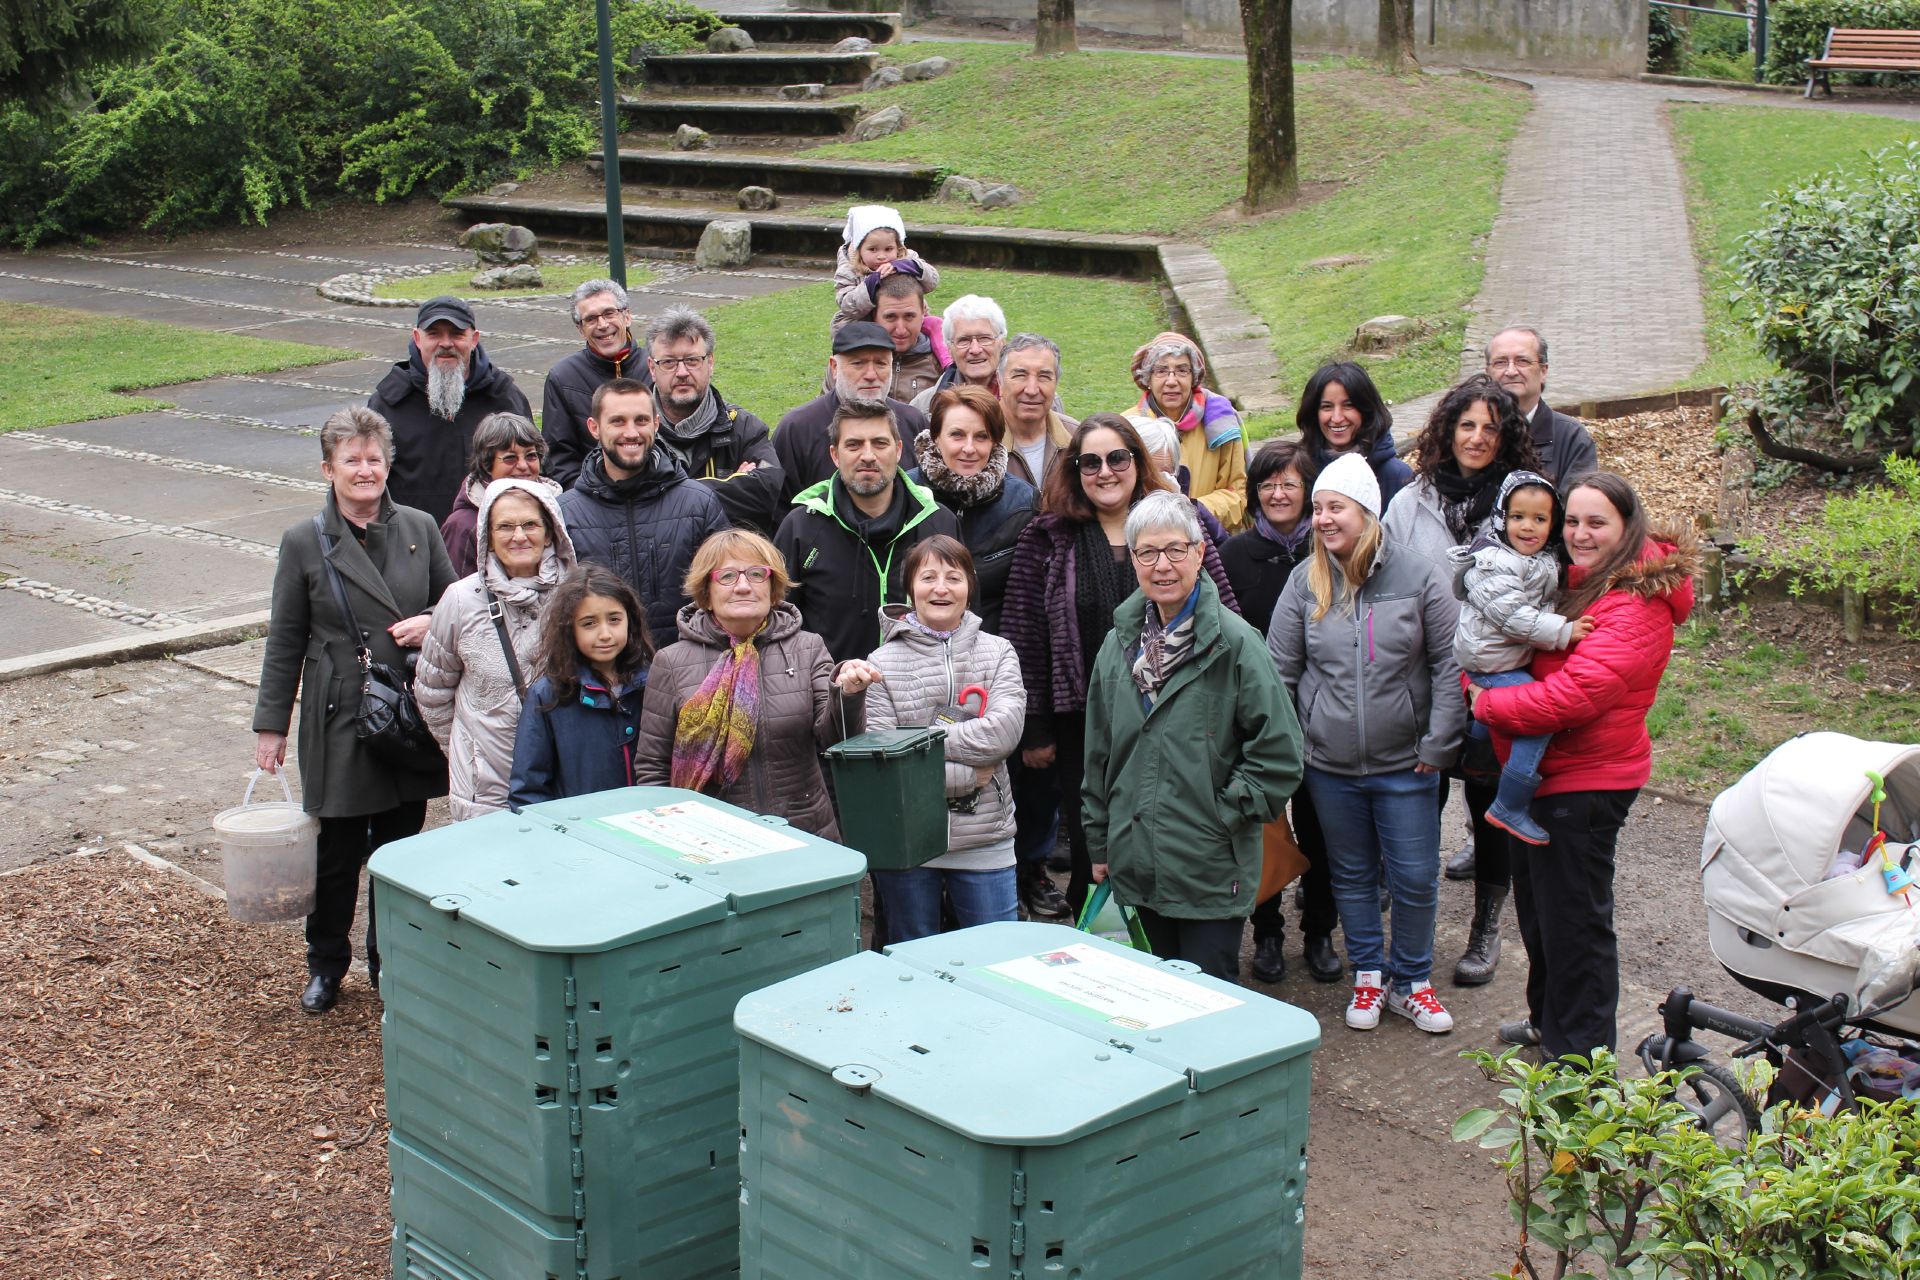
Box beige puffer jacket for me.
[416,479,577,820]
[865,605,1025,870]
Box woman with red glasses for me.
[1002,413,1238,913]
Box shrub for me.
[1648,4,1686,72]
[1743,455,1920,631]
[1725,140,1920,465]
[1764,0,1920,85]
[1457,1048,1920,1278]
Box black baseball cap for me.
[415,296,476,332]
[831,321,892,354]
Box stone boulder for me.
[779,82,826,100]
[471,264,543,291]
[696,219,752,269]
[672,123,714,151]
[737,185,779,211]
[484,181,520,198]
[900,56,956,82]
[707,26,755,53]
[458,222,540,267]
[975,184,1021,209]
[938,176,986,203]
[861,65,903,91]
[850,105,905,142]
[1353,314,1423,352]
[831,36,874,54]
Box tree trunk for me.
[1239,0,1298,212]
[1376,0,1417,72]
[1035,0,1078,54]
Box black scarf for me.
[1073,517,1134,674]
[1429,463,1507,544]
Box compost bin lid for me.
[821,726,946,759]
[519,786,866,914]
[369,809,728,952]
[735,950,1191,1145]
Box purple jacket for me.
[1002,511,1238,748]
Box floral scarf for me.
[1130,582,1201,709]
[913,429,1008,510]
[670,630,762,793]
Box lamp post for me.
[596,0,628,287]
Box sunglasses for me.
[1073,448,1136,476]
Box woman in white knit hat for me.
[1265,453,1468,1034]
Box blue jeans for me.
[873,865,1020,945]
[1304,766,1441,991]
[1468,669,1549,777]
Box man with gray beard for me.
[367,296,531,524]
[770,321,928,505]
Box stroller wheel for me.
[1667,1062,1762,1148]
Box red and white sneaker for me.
[1388,982,1455,1034]
[1345,970,1385,1030]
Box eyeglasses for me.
[1131,542,1197,567]
[1073,449,1135,476]
[711,566,773,587]
[1488,356,1539,371]
[577,306,629,328]
[1151,364,1194,380]
[652,354,709,373]
[1257,480,1304,497]
[491,520,544,537]
[951,334,999,350]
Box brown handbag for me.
[1258,811,1310,905]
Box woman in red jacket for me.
[1467,472,1697,1062]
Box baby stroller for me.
[1637,733,1920,1143]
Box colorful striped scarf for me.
[670,632,761,793]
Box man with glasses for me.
[772,321,928,504]
[543,279,643,490]
[1484,326,1597,486]
[911,294,1007,415]
[644,306,784,534]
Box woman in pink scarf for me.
[1124,331,1248,532]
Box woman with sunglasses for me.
[633,528,877,838]
[1003,413,1238,914]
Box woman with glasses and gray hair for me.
[1123,331,1248,530]
[1081,490,1302,981]
[440,412,556,580]
[1002,413,1238,916]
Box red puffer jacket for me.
[1477,527,1697,797]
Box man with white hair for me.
[542,278,642,489]
[366,295,530,524]
[911,294,1008,414]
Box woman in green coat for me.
[252,407,456,1014]
[1082,491,1304,981]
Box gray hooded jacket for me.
[1448,470,1574,675]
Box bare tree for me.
[1239,0,1297,211]
[1377,0,1417,72]
[1036,0,1078,55]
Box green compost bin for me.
[821,726,948,870]
[371,788,865,1280]
[734,920,1322,1279]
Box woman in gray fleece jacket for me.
[864,535,1026,944]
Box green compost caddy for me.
[370,787,865,1279]
[734,920,1322,1279]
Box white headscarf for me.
[843,204,907,252]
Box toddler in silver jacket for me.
[1449,470,1594,846]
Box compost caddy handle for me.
[240,768,294,807]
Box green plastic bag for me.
[1075,880,1151,952]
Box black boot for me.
[1303,933,1343,983]
[301,973,341,1014]
[1452,884,1506,986]
[1019,861,1072,920]
[1251,934,1286,983]
[1444,839,1476,881]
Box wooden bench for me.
[1805,27,1920,98]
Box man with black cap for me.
[770,321,928,504]
[367,296,530,524]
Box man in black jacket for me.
[774,403,958,662]
[1485,325,1599,487]
[366,296,530,524]
[771,321,927,505]
[542,279,644,489]
[558,377,728,648]
[644,305,784,534]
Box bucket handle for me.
[240,768,294,807]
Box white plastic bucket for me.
[214,771,319,923]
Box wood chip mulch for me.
[0,852,388,1278]
[1587,403,1724,530]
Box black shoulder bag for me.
[312,515,445,773]
[483,580,527,702]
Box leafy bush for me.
[1725,140,1920,463]
[1743,455,1920,630]
[1764,0,1920,85]
[1457,1048,1920,1278]
[0,0,716,245]
[1648,4,1686,72]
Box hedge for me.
[1763,0,1920,84]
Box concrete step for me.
[714,10,902,44]
[590,149,940,200]
[446,194,1166,277]
[643,50,878,88]
[618,96,859,136]
[805,0,896,11]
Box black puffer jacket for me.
[367,343,530,525]
[540,336,644,490]
[558,446,729,648]
[656,386,785,534]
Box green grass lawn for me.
[371,261,652,302]
[1670,104,1920,391]
[0,305,350,432]
[705,268,1163,422]
[803,45,1528,417]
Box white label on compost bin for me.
[981,942,1243,1031]
[595,802,805,864]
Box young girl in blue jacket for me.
[508,564,653,807]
